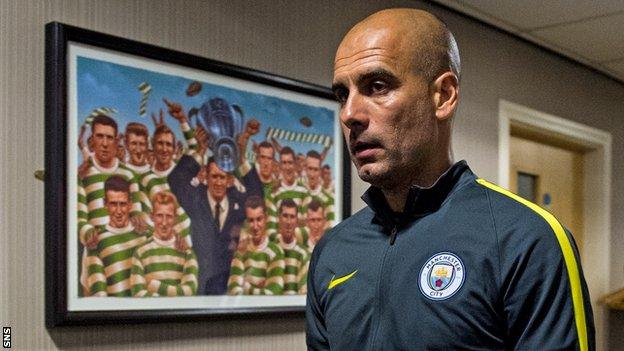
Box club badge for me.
[419,252,465,301]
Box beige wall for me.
[1,0,624,350]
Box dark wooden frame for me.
[45,22,350,327]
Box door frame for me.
[499,99,612,350]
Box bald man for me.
[306,8,594,350]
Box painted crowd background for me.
[76,56,338,298]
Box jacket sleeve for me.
[305,245,330,350]
[240,164,263,200]
[500,220,595,350]
[169,155,201,211]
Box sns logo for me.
[3,327,10,348]
[419,252,465,301]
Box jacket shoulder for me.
[473,178,577,256]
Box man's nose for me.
[340,91,369,131]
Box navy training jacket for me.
[306,161,594,350]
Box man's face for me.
[151,202,176,241]
[332,25,436,188]
[92,124,117,166]
[307,207,325,239]
[306,157,321,189]
[257,146,274,179]
[153,132,175,168]
[322,167,332,187]
[246,206,267,240]
[280,153,296,185]
[207,162,227,202]
[278,206,297,241]
[105,190,131,228]
[126,133,148,166]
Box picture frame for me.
[45,22,350,327]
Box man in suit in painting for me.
[170,154,262,295]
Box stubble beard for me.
[356,150,426,190]
[357,161,388,187]
[354,104,435,190]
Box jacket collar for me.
[361,161,471,229]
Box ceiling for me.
[432,0,624,84]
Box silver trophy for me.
[189,97,244,172]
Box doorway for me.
[509,132,585,252]
[499,100,612,351]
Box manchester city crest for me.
[419,252,465,301]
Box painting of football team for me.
[78,79,336,297]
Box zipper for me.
[369,225,399,349]
[389,226,398,245]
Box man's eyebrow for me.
[332,68,398,93]
[357,69,398,85]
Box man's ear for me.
[432,72,459,121]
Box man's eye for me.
[370,81,388,94]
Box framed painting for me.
[45,22,349,326]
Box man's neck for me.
[252,234,265,246]
[259,173,273,183]
[281,234,294,244]
[106,222,132,233]
[94,157,117,171]
[154,161,172,172]
[382,188,411,212]
[154,232,174,241]
[308,180,320,191]
[153,234,176,247]
[381,158,452,212]
[208,192,225,204]
[130,159,147,167]
[96,157,115,168]
[283,178,295,187]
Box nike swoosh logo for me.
[328,270,358,290]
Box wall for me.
[1,0,623,350]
